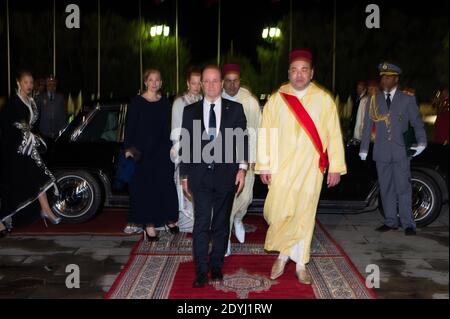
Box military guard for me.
[359,62,427,236]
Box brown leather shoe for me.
[270,258,287,280]
[296,268,311,285]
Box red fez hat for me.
[222,63,240,75]
[290,49,313,64]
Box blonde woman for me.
[123,69,179,241]
[1,70,60,237]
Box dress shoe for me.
[123,224,143,234]
[270,258,287,280]
[40,211,62,228]
[234,218,245,243]
[296,268,312,285]
[192,273,208,288]
[224,240,232,257]
[404,228,417,236]
[143,229,159,242]
[375,224,398,232]
[3,217,12,230]
[166,224,180,235]
[211,267,223,282]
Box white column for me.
[217,0,221,65]
[139,0,143,92]
[176,0,179,94]
[332,0,337,94]
[97,0,101,99]
[53,0,56,76]
[6,0,11,96]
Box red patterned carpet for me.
[106,214,377,299]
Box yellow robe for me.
[255,82,347,264]
[223,87,262,225]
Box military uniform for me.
[360,63,427,233]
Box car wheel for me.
[378,171,442,227]
[50,170,103,223]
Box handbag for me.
[115,151,136,185]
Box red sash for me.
[280,92,329,173]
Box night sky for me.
[6,0,448,65]
[1,0,448,98]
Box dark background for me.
[0,0,448,102]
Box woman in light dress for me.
[170,67,202,232]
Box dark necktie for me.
[386,93,391,110]
[209,103,216,141]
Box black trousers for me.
[192,169,235,275]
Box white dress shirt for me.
[384,86,397,104]
[203,97,222,135]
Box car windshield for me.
[56,111,87,142]
[77,109,120,143]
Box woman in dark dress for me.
[124,69,179,241]
[0,71,61,237]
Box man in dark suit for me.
[359,62,427,236]
[179,65,248,287]
[36,75,67,140]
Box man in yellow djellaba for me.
[256,49,347,284]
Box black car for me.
[44,102,448,227]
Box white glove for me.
[359,152,367,161]
[125,150,134,159]
[410,144,426,157]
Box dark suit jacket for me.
[36,91,67,139]
[360,90,427,162]
[179,98,248,193]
